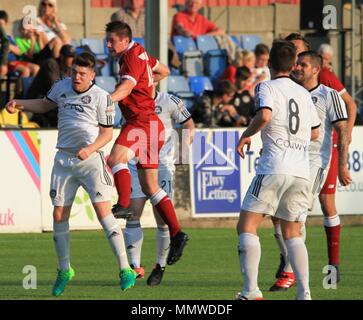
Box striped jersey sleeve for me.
[169,94,192,124]
[97,93,115,127]
[327,88,348,123]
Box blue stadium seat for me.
[173,36,197,56]
[133,37,145,47]
[240,35,262,51]
[189,76,213,96]
[95,76,117,93]
[230,35,241,47]
[204,49,228,85]
[196,35,219,54]
[167,75,194,100]
[182,51,204,76]
[80,38,108,59]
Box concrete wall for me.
[2,1,300,43]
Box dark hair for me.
[255,43,269,57]
[285,33,311,51]
[236,66,252,81]
[298,50,323,69]
[215,80,236,97]
[105,21,132,41]
[0,10,9,23]
[73,52,96,70]
[269,40,297,73]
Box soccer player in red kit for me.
[105,21,188,266]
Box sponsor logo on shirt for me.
[155,105,162,114]
[81,95,92,104]
[275,138,308,151]
[63,103,85,112]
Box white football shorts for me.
[241,174,310,222]
[308,164,328,211]
[129,162,175,199]
[50,150,113,206]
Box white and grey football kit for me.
[47,78,115,206]
[129,92,191,199]
[242,76,321,222]
[308,84,347,208]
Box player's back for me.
[118,42,158,123]
[155,92,191,168]
[256,77,320,180]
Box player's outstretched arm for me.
[340,91,357,144]
[76,126,113,160]
[6,98,56,114]
[111,79,135,103]
[182,118,195,145]
[311,127,319,140]
[334,120,352,186]
[153,62,170,82]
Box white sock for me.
[53,221,70,270]
[100,214,129,270]
[124,220,143,268]
[156,226,170,267]
[285,237,311,300]
[273,223,293,273]
[323,214,340,227]
[238,233,261,294]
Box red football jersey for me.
[118,42,159,122]
[319,67,346,144]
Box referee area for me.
[1,0,363,302]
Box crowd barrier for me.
[1,128,362,233]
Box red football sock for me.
[324,225,341,265]
[151,189,180,238]
[113,168,131,208]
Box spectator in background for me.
[221,49,244,84]
[14,18,45,65]
[171,0,224,39]
[0,11,10,77]
[254,43,270,81]
[192,79,246,128]
[232,66,255,126]
[318,43,334,71]
[28,44,76,127]
[111,0,145,38]
[36,0,71,61]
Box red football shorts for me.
[115,118,165,169]
[320,143,338,195]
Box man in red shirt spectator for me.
[171,0,224,39]
[105,21,189,267]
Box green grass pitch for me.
[0,226,362,300]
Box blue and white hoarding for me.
[190,129,242,217]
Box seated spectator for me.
[221,49,244,83]
[254,43,270,81]
[232,66,255,126]
[28,44,75,127]
[35,0,71,61]
[192,79,246,128]
[0,11,9,77]
[14,18,45,64]
[111,0,145,38]
[171,0,224,39]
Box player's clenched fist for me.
[6,100,23,114]
[237,135,251,159]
